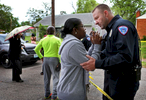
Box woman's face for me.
[75,23,86,40]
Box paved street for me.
[0,60,146,100]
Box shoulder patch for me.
[118,26,128,35]
[86,37,90,41]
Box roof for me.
[34,13,94,27]
[136,14,146,19]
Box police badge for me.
[109,29,112,37]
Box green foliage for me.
[60,11,67,15]
[104,0,146,25]
[20,21,31,26]
[24,36,31,43]
[141,42,146,59]
[140,41,146,67]
[142,61,146,68]
[141,36,146,40]
[76,0,99,13]
[26,2,51,25]
[0,4,19,32]
[38,24,48,39]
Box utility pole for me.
[52,0,55,27]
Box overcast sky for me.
[0,0,107,23]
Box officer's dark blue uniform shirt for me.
[82,34,92,51]
[95,15,140,72]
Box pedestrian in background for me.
[57,18,102,100]
[8,33,25,82]
[34,26,61,100]
[30,33,36,44]
[80,4,141,100]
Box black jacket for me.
[8,37,21,60]
[97,14,141,100]
[82,34,91,51]
[95,15,141,72]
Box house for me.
[136,10,146,39]
[34,13,106,40]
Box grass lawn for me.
[141,41,146,59]
[25,36,39,44]
[142,61,146,68]
[141,41,146,68]
[24,36,31,43]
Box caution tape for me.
[89,73,113,100]
[141,41,146,42]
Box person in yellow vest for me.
[34,26,61,100]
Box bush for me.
[141,35,146,40]
[38,24,48,39]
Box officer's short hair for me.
[92,4,111,13]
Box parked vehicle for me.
[0,34,39,68]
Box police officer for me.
[80,4,141,100]
[82,34,92,51]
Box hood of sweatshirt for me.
[59,34,81,55]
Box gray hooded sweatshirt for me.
[57,34,101,100]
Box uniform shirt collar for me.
[106,14,121,32]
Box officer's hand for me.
[80,55,96,71]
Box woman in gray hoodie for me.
[57,18,102,100]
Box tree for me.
[0,4,19,32]
[26,2,51,25]
[38,24,48,39]
[20,21,30,26]
[104,0,146,25]
[76,0,99,13]
[60,11,67,15]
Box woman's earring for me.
[75,32,77,34]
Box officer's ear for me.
[104,10,108,17]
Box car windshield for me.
[0,36,9,44]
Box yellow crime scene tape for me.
[89,73,113,100]
[141,41,146,42]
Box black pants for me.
[11,59,22,81]
[103,70,140,100]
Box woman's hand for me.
[90,31,102,44]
